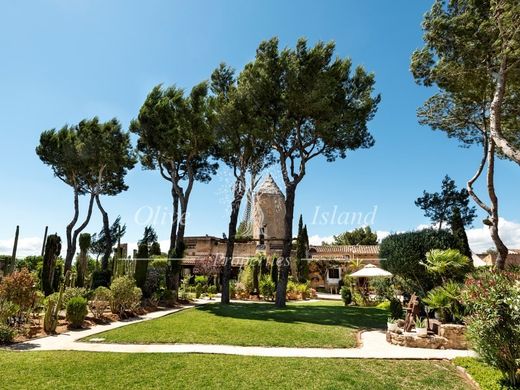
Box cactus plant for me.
[44,270,69,333]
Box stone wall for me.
[386,324,469,350]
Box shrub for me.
[238,266,254,295]
[66,297,88,328]
[88,286,112,319]
[389,298,403,320]
[229,281,236,299]
[259,276,275,301]
[62,287,87,309]
[464,270,520,386]
[0,300,19,323]
[379,229,462,294]
[0,268,36,313]
[143,266,166,298]
[194,275,208,286]
[207,285,217,299]
[376,300,391,310]
[0,324,15,344]
[195,283,203,299]
[297,282,310,299]
[369,277,395,300]
[340,286,352,306]
[110,276,142,317]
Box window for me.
[328,268,340,279]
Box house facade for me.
[176,175,382,287]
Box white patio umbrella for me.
[349,264,392,278]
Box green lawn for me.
[85,300,387,348]
[0,351,470,390]
[454,357,518,390]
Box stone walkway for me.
[7,302,476,360]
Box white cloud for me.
[309,235,334,245]
[0,236,44,258]
[467,218,520,253]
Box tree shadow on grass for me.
[195,302,387,330]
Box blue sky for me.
[1,0,519,256]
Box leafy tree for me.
[134,226,159,290]
[76,233,91,288]
[450,206,472,259]
[241,38,380,307]
[210,63,273,304]
[41,234,61,296]
[131,83,218,293]
[415,175,477,230]
[332,226,378,245]
[379,229,464,295]
[410,0,519,269]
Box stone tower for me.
[252,174,286,251]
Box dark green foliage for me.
[271,258,278,287]
[332,226,378,246]
[134,226,159,292]
[0,324,15,344]
[450,207,472,259]
[295,216,309,282]
[415,175,476,230]
[66,297,88,328]
[91,269,112,289]
[41,234,61,296]
[379,229,462,295]
[134,243,149,291]
[16,256,41,272]
[389,298,403,320]
[340,286,352,306]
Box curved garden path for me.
[8,302,476,360]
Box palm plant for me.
[422,249,469,283]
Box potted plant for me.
[387,317,398,332]
[415,318,428,337]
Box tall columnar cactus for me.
[76,233,91,288]
[41,234,61,296]
[43,270,69,334]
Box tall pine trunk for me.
[221,177,245,304]
[275,184,296,308]
[64,190,80,272]
[486,141,508,269]
[65,192,95,273]
[95,195,112,272]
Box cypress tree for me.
[271,257,278,287]
[450,207,472,259]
